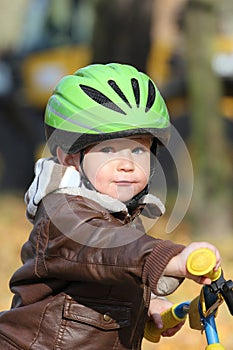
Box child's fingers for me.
[161,321,185,337]
[185,272,212,285]
[150,313,163,329]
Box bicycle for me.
[144,248,233,349]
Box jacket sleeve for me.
[21,194,184,295]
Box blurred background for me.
[0,0,232,349]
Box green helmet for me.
[44,63,170,155]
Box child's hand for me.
[164,242,222,285]
[148,298,185,337]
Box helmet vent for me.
[131,78,140,107]
[145,80,156,112]
[108,80,132,108]
[80,84,126,115]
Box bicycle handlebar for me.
[144,248,232,347]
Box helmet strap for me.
[79,149,97,191]
[124,185,149,215]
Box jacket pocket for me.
[63,296,131,330]
[54,296,133,349]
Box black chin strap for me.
[124,185,149,214]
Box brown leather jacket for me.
[0,193,184,349]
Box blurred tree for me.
[91,0,154,72]
[184,0,232,236]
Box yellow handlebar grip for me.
[205,344,226,350]
[187,248,221,281]
[144,303,187,343]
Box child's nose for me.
[116,150,135,171]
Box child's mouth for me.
[115,181,135,186]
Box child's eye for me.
[99,147,115,153]
[132,147,146,155]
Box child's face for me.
[82,136,152,202]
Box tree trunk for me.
[184,0,232,237]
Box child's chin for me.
[115,191,135,203]
[108,185,136,202]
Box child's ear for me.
[56,147,80,169]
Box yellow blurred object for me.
[147,42,173,87]
[221,97,233,120]
[215,35,233,53]
[21,45,91,109]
